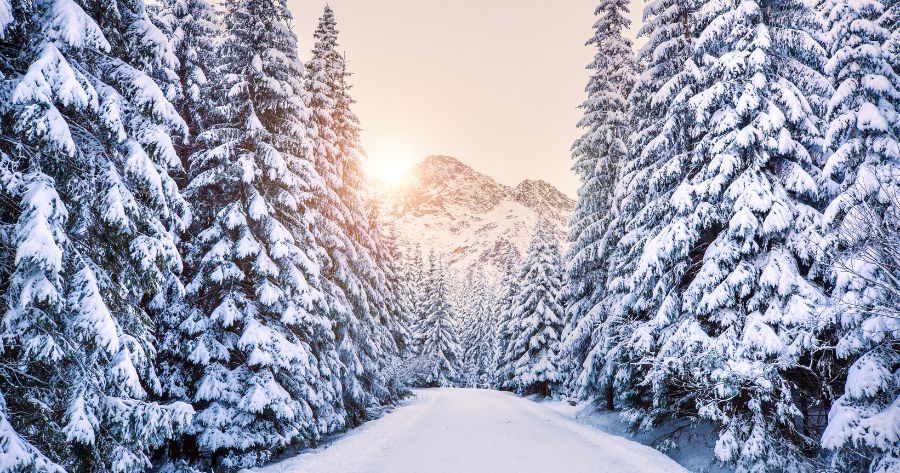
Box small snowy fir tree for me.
[493,255,522,390]
[305,5,406,422]
[560,0,636,408]
[406,244,429,350]
[819,1,900,471]
[460,269,496,388]
[0,0,194,471]
[458,296,478,387]
[510,221,565,397]
[172,0,341,468]
[418,254,462,387]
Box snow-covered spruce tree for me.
[493,255,521,390]
[147,4,228,464]
[821,201,900,473]
[445,269,468,317]
[418,254,462,387]
[0,128,64,472]
[510,221,565,397]
[883,1,899,76]
[305,5,405,422]
[460,269,496,388]
[0,12,49,471]
[559,0,636,407]
[171,0,344,469]
[406,244,429,350]
[150,0,220,168]
[458,296,478,387]
[0,0,195,470]
[335,46,411,367]
[365,200,414,363]
[819,1,900,471]
[584,0,705,423]
[626,0,830,469]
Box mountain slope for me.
[378,155,574,280]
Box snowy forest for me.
[0,0,897,472]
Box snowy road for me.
[250,388,688,473]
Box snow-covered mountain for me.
[377,155,574,280]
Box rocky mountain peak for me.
[512,179,573,215]
[389,155,508,215]
[378,156,574,280]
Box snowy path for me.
[249,388,688,473]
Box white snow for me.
[246,388,688,473]
[537,398,729,473]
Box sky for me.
[288,1,643,197]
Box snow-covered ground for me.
[247,388,688,473]
[538,399,728,473]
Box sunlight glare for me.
[367,144,416,187]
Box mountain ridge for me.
[377,155,574,280]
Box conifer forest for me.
[0,0,897,472]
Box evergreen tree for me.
[460,269,496,388]
[147,5,227,465]
[819,1,900,471]
[335,42,410,400]
[493,255,521,390]
[406,244,429,351]
[366,201,414,362]
[171,0,339,468]
[622,0,831,469]
[510,221,565,396]
[418,254,461,387]
[150,0,221,167]
[886,3,900,76]
[0,0,193,470]
[458,295,478,388]
[560,0,636,407]
[587,0,705,423]
[305,5,405,422]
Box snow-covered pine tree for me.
[405,243,429,351]
[171,0,341,468]
[510,221,565,397]
[365,200,414,364]
[582,0,706,423]
[0,0,194,470]
[474,275,498,389]
[883,0,899,75]
[0,123,65,472]
[418,253,462,387]
[458,294,478,388]
[819,1,900,471]
[334,41,411,382]
[445,269,469,318]
[560,0,636,408]
[147,5,229,461]
[493,255,521,390]
[460,269,496,388]
[630,0,830,469]
[150,0,220,169]
[305,5,405,422]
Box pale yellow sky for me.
[288,1,643,197]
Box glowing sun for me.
[367,144,416,186]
